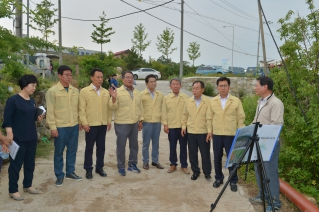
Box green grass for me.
[238,163,257,184]
[36,139,54,158]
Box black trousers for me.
[213,135,238,183]
[188,133,211,175]
[84,125,107,171]
[168,128,188,168]
[8,138,37,193]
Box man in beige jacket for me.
[181,80,212,180]
[210,77,245,192]
[79,68,112,179]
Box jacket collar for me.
[57,81,74,91]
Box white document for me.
[38,106,46,115]
[9,141,20,160]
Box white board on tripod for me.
[225,124,282,168]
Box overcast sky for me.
[0,0,313,68]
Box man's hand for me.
[108,86,117,101]
[82,124,90,133]
[79,125,83,131]
[206,133,212,142]
[107,124,112,131]
[51,130,59,137]
[181,129,186,137]
[138,122,143,131]
[164,125,169,134]
[37,114,45,122]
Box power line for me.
[220,0,259,20]
[142,0,280,38]
[120,0,275,59]
[29,0,174,21]
[184,2,250,55]
[208,0,258,22]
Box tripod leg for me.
[244,138,254,181]
[255,139,279,212]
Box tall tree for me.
[91,11,115,53]
[187,42,201,66]
[0,0,56,83]
[122,48,144,71]
[131,23,151,58]
[29,0,58,43]
[156,27,177,60]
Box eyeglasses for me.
[124,77,133,80]
[218,84,228,88]
[63,74,73,77]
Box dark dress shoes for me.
[86,171,93,179]
[205,174,211,179]
[213,180,223,188]
[151,162,164,169]
[143,162,149,170]
[230,183,238,192]
[96,169,107,177]
[191,173,200,180]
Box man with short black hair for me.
[249,76,284,212]
[109,71,143,176]
[162,78,190,174]
[79,68,112,179]
[46,65,82,186]
[181,80,212,180]
[210,77,245,192]
[140,74,164,170]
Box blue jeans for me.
[254,141,281,208]
[54,125,79,178]
[142,122,161,163]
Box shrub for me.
[203,83,216,97]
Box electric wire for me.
[220,0,259,21]
[142,0,280,38]
[29,0,174,21]
[184,2,250,55]
[208,0,258,22]
[259,0,308,125]
[120,0,270,58]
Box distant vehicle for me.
[230,67,246,75]
[195,65,230,75]
[131,68,161,80]
[245,67,266,76]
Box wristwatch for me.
[139,120,144,123]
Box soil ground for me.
[0,80,299,212]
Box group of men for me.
[45,65,283,212]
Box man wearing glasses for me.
[209,77,245,192]
[109,71,143,176]
[46,65,82,186]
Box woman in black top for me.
[2,74,44,201]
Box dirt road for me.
[0,80,255,212]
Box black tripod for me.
[210,122,276,212]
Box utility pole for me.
[223,26,234,73]
[15,0,23,38]
[258,0,267,75]
[179,0,184,79]
[256,25,260,68]
[27,0,30,65]
[58,0,63,65]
